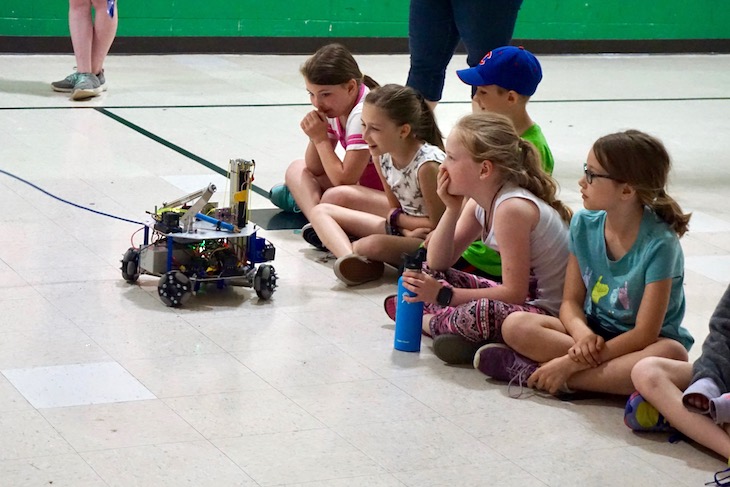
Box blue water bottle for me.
[394,249,426,352]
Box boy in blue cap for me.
[430,45,554,363]
[456,45,554,274]
[456,45,553,173]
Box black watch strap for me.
[436,286,453,306]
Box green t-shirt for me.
[460,123,554,277]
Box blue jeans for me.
[406,0,523,101]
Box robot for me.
[120,159,277,307]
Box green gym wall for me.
[1,0,729,53]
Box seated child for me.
[307,84,446,286]
[626,283,730,478]
[392,112,572,364]
[476,129,693,396]
[270,43,384,217]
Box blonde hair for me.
[592,130,690,237]
[452,112,572,224]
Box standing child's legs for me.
[69,0,94,72]
[89,0,118,74]
[632,356,730,461]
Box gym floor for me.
[0,51,729,486]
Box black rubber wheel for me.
[157,271,192,307]
[254,264,277,300]
[121,247,140,282]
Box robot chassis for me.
[120,159,277,307]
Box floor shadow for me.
[250,208,308,230]
[0,77,62,98]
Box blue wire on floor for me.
[0,168,145,226]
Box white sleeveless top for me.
[475,185,570,314]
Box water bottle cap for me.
[402,250,424,270]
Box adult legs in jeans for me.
[406,0,523,104]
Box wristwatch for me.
[436,286,453,306]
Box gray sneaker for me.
[51,72,80,93]
[72,73,102,100]
[97,69,107,92]
[52,69,107,93]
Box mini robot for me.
[120,159,277,307]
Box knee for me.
[660,339,689,362]
[631,356,666,393]
[284,159,306,186]
[309,203,334,220]
[501,312,531,346]
[321,186,349,206]
[69,0,91,11]
[352,235,377,256]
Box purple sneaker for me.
[473,343,538,386]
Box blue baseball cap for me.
[456,46,543,96]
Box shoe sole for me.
[72,87,102,100]
[334,255,384,286]
[433,334,482,365]
[53,84,105,94]
[383,294,397,321]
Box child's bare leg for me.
[354,235,424,267]
[285,159,330,219]
[310,204,385,258]
[501,311,574,362]
[633,357,730,460]
[567,338,688,396]
[321,185,389,215]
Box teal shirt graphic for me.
[570,208,694,350]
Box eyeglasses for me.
[583,163,622,184]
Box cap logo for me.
[478,51,493,65]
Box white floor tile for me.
[40,400,204,452]
[2,362,155,409]
[82,441,257,487]
[214,428,386,485]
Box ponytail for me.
[650,189,691,237]
[514,139,573,225]
[592,130,691,237]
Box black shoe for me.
[433,334,483,365]
[301,223,327,251]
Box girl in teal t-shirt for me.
[477,129,694,397]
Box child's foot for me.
[334,254,384,286]
[624,391,675,432]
